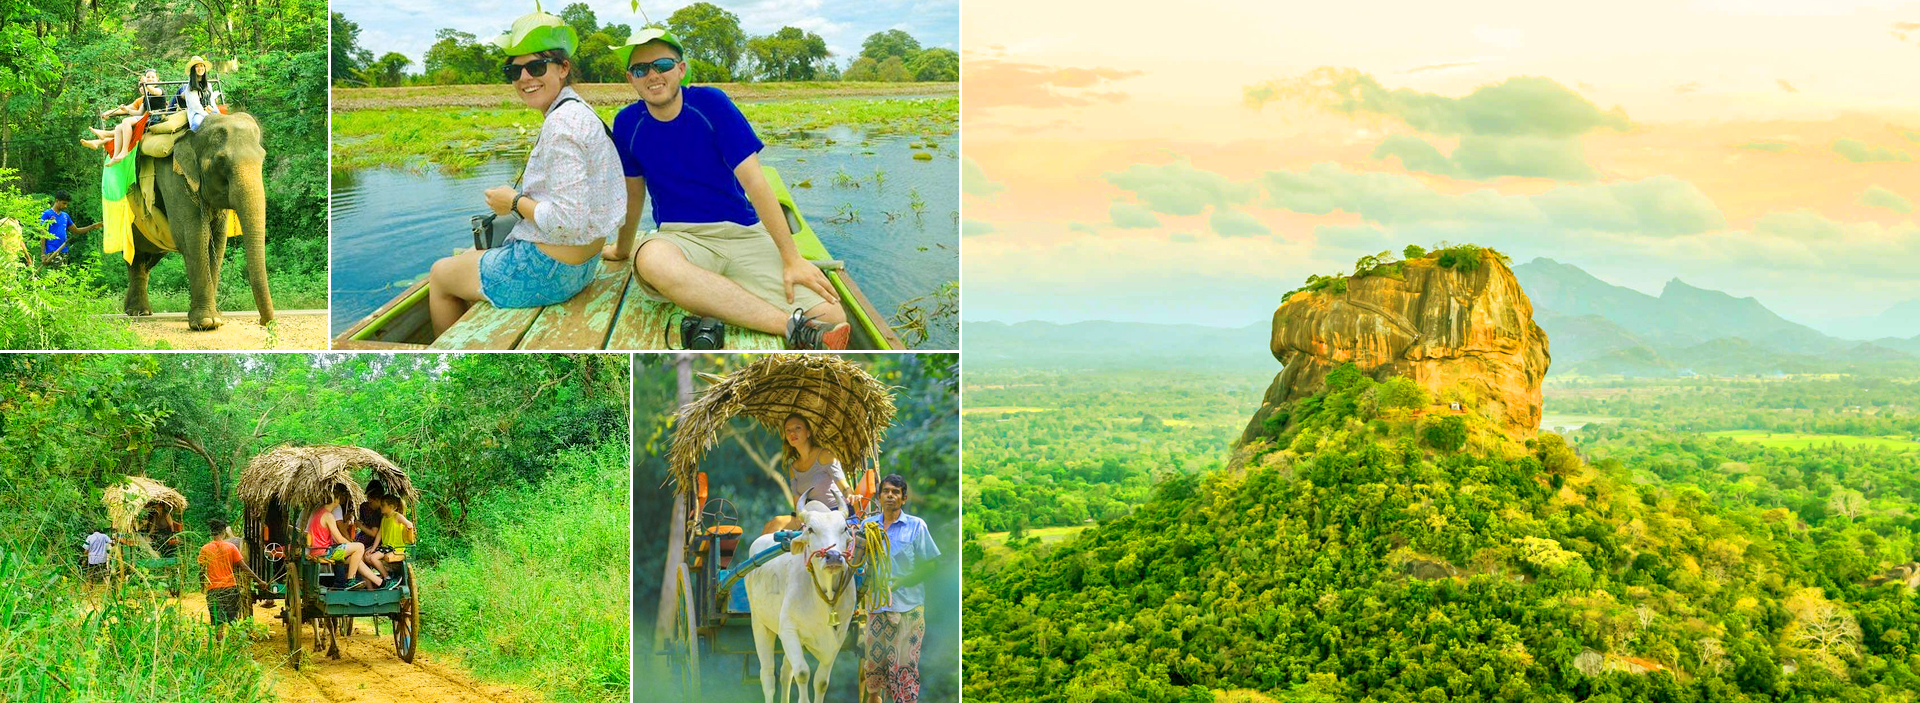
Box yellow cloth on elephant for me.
[100,155,241,264]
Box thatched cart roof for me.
[668,355,897,491]
[237,445,418,517]
[102,477,188,533]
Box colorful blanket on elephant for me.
[100,155,241,264]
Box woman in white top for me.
[425,12,627,335]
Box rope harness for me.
[805,546,856,627]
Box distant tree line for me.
[331,3,958,87]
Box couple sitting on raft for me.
[425,10,851,350]
[306,485,417,590]
[80,56,223,165]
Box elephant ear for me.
[172,136,204,195]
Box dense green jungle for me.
[632,353,960,702]
[0,353,631,703]
[964,361,1920,702]
[1,0,329,349]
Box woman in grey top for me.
[425,11,628,335]
[762,414,857,535]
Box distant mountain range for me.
[969,258,1920,377]
[1514,258,1920,376]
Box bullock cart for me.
[102,477,189,597]
[237,445,421,668]
[660,355,898,700]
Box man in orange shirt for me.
[198,518,267,628]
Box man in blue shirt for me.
[860,474,941,703]
[608,29,852,350]
[40,191,101,266]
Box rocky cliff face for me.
[1240,251,1551,443]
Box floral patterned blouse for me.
[508,86,626,247]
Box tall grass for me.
[420,440,630,702]
[0,546,269,703]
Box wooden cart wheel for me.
[670,562,701,698]
[284,559,305,670]
[394,562,418,663]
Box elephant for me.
[123,111,273,330]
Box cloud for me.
[1246,68,1630,138]
[1674,81,1702,94]
[1776,79,1799,93]
[1862,186,1914,213]
[1737,140,1791,152]
[1832,138,1911,163]
[1210,209,1271,237]
[1451,135,1597,180]
[1104,160,1257,216]
[1401,59,1486,74]
[1110,202,1161,228]
[1895,21,1919,44]
[964,57,1141,110]
[1170,233,1199,243]
[962,219,998,236]
[1905,130,1920,144]
[962,158,1005,197]
[1261,163,1723,235]
[1371,135,1459,176]
[1068,222,1098,234]
[1317,224,1393,251]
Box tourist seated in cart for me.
[307,487,385,588]
[761,413,857,537]
[860,474,941,703]
[369,494,417,571]
[353,495,389,578]
[140,502,185,558]
[199,517,267,628]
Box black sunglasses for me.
[628,58,680,78]
[502,57,560,82]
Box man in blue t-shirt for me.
[607,29,852,350]
[40,191,101,266]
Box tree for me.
[1784,587,1861,674]
[422,29,501,85]
[558,2,599,41]
[666,2,747,76]
[876,56,912,82]
[1403,244,1427,259]
[329,12,375,86]
[746,27,829,81]
[843,56,880,81]
[908,48,958,81]
[372,52,411,87]
[860,29,921,63]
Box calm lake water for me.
[330,130,959,348]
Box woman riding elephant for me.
[80,69,168,165]
[425,10,626,335]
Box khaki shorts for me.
[635,221,829,315]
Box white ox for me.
[745,501,858,703]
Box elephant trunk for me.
[233,159,274,324]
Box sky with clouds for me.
[961,0,1920,337]
[336,0,957,69]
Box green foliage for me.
[1404,244,1428,259]
[1378,376,1430,410]
[666,2,748,77]
[0,171,147,349]
[861,29,923,63]
[423,441,630,702]
[746,26,830,81]
[1436,243,1485,272]
[422,29,504,85]
[1422,415,1469,451]
[908,48,959,82]
[0,548,270,702]
[330,12,375,85]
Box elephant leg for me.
[205,210,230,327]
[123,250,165,316]
[167,208,219,331]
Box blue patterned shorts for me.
[478,238,598,308]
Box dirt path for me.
[177,591,544,703]
[123,310,328,350]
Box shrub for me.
[1423,415,1469,451]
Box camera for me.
[680,316,727,350]
[470,212,519,250]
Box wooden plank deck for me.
[425,259,785,350]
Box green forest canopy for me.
[964,365,1920,702]
[331,3,958,86]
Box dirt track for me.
[178,591,543,703]
[123,310,328,350]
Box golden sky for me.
[962,0,1920,334]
